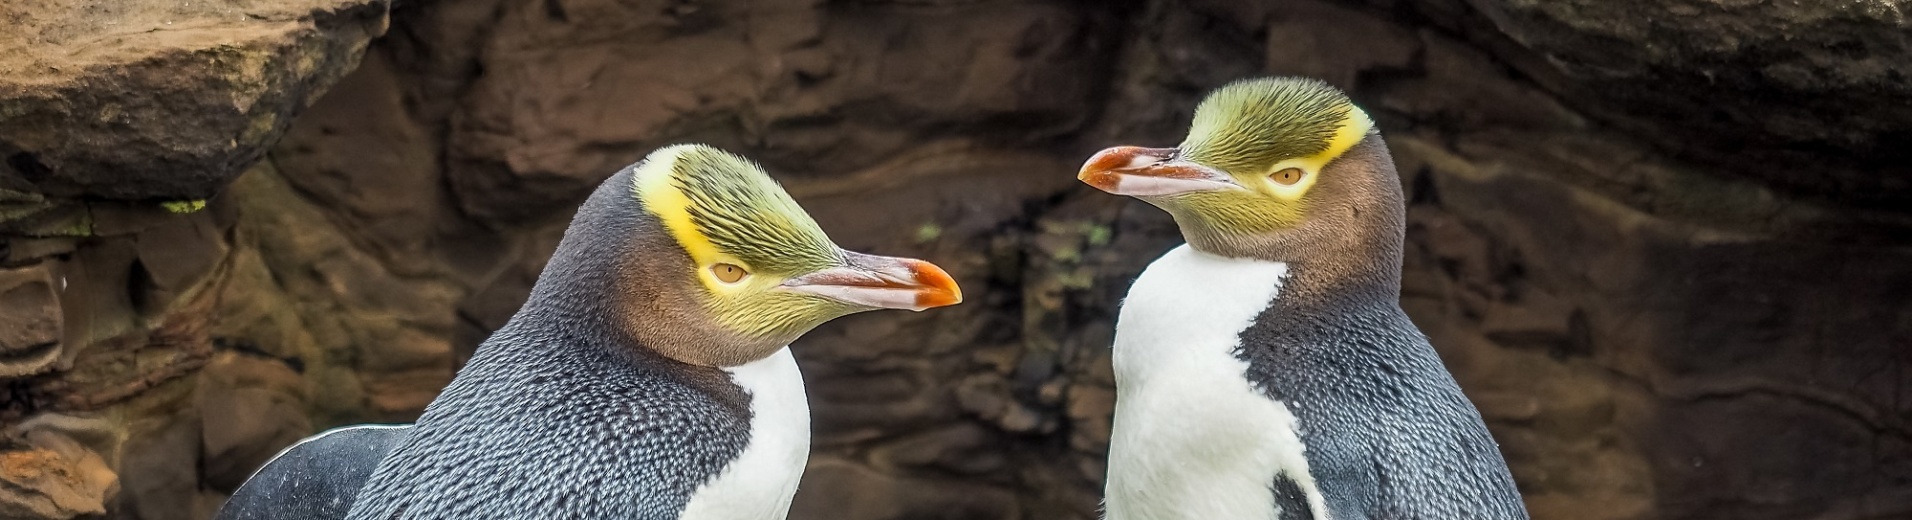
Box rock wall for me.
[1,1,392,518]
[2,1,1909,519]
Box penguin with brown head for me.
[1081,77,1528,520]
[217,144,962,520]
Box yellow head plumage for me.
[1078,77,1398,261]
[618,144,962,366]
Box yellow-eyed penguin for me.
[215,144,962,520]
[1078,78,1527,520]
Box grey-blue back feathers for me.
[1239,262,1528,519]
[342,323,750,519]
[215,425,410,520]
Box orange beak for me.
[782,251,962,311]
[1078,146,1240,196]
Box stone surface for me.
[0,425,120,520]
[2,0,1910,519]
[0,1,397,518]
[1459,0,1912,206]
[112,382,199,520]
[0,264,62,378]
[0,0,392,200]
[195,352,310,492]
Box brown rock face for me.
[0,0,391,200]
[0,264,62,378]
[3,0,1910,519]
[0,425,120,520]
[1458,0,1912,206]
[0,0,392,518]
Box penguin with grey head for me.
[1078,77,1528,519]
[215,144,962,520]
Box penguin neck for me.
[1304,133,1409,305]
[1181,229,1404,313]
[493,167,702,367]
[1284,226,1404,311]
[1276,256,1402,326]
[511,178,650,349]
[475,231,751,408]
[516,245,638,344]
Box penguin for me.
[1077,78,1528,520]
[215,144,962,520]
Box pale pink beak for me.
[782,251,962,311]
[1078,146,1240,196]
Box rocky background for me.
[3,0,1909,519]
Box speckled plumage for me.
[1234,258,1526,519]
[342,322,754,519]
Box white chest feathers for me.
[1103,245,1330,520]
[680,347,811,520]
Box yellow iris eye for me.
[711,263,749,283]
[1272,167,1305,186]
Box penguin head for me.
[588,144,961,367]
[1078,77,1402,263]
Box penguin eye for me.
[711,263,749,284]
[1271,168,1305,186]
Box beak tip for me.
[787,255,963,312]
[907,259,963,310]
[915,290,962,310]
[1077,169,1117,194]
[1077,146,1131,189]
